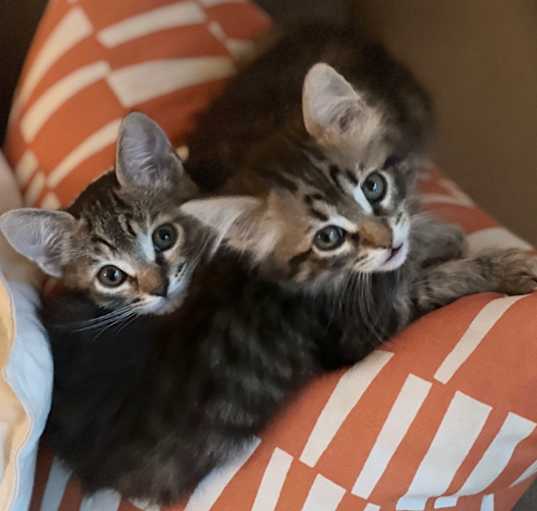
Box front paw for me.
[440,224,467,261]
[420,223,467,266]
[480,249,537,295]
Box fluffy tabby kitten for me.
[1,113,201,317]
[183,22,537,330]
[1,112,376,504]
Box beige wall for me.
[355,0,537,244]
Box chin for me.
[377,240,409,272]
[139,273,192,316]
[138,289,189,316]
[150,295,186,315]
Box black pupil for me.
[158,229,171,242]
[366,179,379,193]
[106,268,121,282]
[153,224,177,251]
[322,228,338,244]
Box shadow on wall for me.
[0,0,48,144]
[354,0,537,246]
[2,0,535,245]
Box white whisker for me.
[70,304,135,332]
[90,308,139,341]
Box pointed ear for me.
[180,196,261,239]
[0,209,77,277]
[302,63,384,148]
[116,112,185,191]
[181,196,279,257]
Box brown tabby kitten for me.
[1,113,202,317]
[183,22,537,328]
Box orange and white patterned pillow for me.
[5,1,537,510]
[5,0,270,208]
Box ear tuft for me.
[302,63,384,149]
[116,112,185,191]
[180,196,261,238]
[181,196,281,257]
[0,209,76,278]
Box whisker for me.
[66,303,137,332]
[90,308,138,341]
[56,304,136,331]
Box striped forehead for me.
[301,191,362,234]
[323,163,375,215]
[88,210,154,257]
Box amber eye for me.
[97,265,127,288]
[362,172,387,203]
[314,225,347,251]
[152,223,177,252]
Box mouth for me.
[386,243,403,263]
[378,241,408,271]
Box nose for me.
[360,219,392,249]
[138,266,169,297]
[150,279,168,298]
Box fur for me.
[2,26,536,506]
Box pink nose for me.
[360,220,392,249]
[138,267,168,297]
[149,280,168,298]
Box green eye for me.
[362,172,387,203]
[97,265,127,288]
[314,225,347,251]
[152,223,177,252]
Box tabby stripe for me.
[304,193,327,207]
[329,165,344,193]
[288,249,312,274]
[91,235,117,252]
[309,208,329,222]
[303,195,314,207]
[126,221,137,238]
[345,169,358,186]
[117,213,136,238]
[111,189,130,210]
[266,170,298,193]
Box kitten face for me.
[61,177,202,315]
[182,63,418,292]
[257,152,413,288]
[0,113,203,315]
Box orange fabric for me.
[4,1,537,510]
[5,0,270,208]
